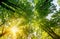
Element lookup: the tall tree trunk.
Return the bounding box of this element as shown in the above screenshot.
[43,26,60,39]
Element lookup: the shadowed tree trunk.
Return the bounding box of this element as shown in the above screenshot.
[41,23,60,39]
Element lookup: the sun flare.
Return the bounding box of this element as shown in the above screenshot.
[10,26,19,33]
[8,26,19,39]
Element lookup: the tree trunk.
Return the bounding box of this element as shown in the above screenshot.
[43,26,60,39]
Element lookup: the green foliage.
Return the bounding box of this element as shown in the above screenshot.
[0,0,60,39]
[58,0,60,5]
[35,0,53,18]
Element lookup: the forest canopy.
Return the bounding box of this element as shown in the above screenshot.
[0,0,60,39]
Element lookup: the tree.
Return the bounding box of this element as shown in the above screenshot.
[0,0,60,39]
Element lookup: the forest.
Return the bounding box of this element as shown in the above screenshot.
[0,0,60,39]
